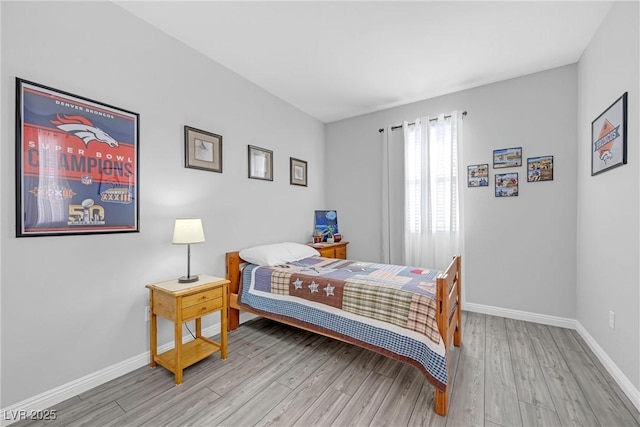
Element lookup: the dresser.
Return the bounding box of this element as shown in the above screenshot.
[309,241,349,259]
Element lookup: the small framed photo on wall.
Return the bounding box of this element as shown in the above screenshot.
[495,173,518,197]
[493,147,522,169]
[591,92,627,176]
[467,164,489,187]
[184,126,222,173]
[290,157,307,186]
[527,156,553,182]
[248,145,273,181]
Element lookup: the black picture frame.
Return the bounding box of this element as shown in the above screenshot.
[15,78,140,237]
[493,147,522,169]
[527,155,554,182]
[290,157,307,186]
[467,164,489,187]
[184,126,222,173]
[495,172,518,197]
[248,145,273,181]
[591,92,627,176]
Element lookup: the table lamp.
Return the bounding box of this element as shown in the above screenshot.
[173,217,205,283]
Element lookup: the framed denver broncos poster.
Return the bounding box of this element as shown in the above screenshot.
[591,92,627,176]
[15,78,140,237]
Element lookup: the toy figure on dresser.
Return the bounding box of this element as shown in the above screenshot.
[326,226,335,243]
[312,229,323,244]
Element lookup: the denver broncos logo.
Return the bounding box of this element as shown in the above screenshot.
[50,114,119,148]
[594,119,620,163]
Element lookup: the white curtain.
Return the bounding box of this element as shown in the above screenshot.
[401,112,460,270]
[381,126,405,265]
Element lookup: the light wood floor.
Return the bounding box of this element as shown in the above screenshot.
[13,311,640,426]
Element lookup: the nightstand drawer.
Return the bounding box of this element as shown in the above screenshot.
[182,297,222,321]
[182,288,223,308]
[335,246,347,259]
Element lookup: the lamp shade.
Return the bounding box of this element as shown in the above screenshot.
[172,218,205,245]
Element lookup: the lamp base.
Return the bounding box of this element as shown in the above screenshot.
[178,275,199,283]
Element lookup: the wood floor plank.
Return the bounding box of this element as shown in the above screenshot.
[484,334,522,426]
[561,348,639,427]
[218,381,293,427]
[208,331,325,395]
[328,371,394,427]
[134,387,221,427]
[507,327,556,411]
[571,329,640,426]
[60,401,124,427]
[461,311,485,360]
[256,342,362,426]
[274,336,345,389]
[369,364,426,427]
[526,323,570,371]
[486,314,508,340]
[548,325,584,353]
[505,317,529,332]
[407,385,447,427]
[292,386,352,427]
[519,401,562,426]
[445,355,484,427]
[542,365,600,426]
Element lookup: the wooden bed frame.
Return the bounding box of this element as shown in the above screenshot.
[225,251,462,416]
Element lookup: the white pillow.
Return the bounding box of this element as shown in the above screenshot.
[239,242,320,266]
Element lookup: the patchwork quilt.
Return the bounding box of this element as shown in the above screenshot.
[239,256,448,390]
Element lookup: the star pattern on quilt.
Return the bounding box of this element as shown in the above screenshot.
[293,278,303,290]
[324,284,335,296]
[309,281,319,293]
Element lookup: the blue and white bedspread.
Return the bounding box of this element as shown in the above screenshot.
[238,256,448,391]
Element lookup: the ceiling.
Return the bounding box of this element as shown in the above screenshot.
[115,1,613,123]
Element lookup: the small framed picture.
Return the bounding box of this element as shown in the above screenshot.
[467,164,489,187]
[527,156,554,182]
[493,147,522,169]
[495,173,518,197]
[290,157,308,186]
[248,145,273,181]
[184,126,222,173]
[592,92,627,176]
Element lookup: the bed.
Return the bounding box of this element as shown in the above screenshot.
[225,243,462,416]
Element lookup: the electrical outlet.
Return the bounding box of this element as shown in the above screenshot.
[145,306,150,322]
[608,310,615,329]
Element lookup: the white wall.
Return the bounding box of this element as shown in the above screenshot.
[1,1,325,406]
[576,1,639,390]
[326,65,578,320]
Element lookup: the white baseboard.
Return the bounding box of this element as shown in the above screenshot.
[464,302,640,413]
[574,321,640,412]
[1,312,257,427]
[463,302,576,329]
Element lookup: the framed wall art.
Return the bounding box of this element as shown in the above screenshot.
[467,164,489,187]
[15,78,140,237]
[248,145,273,181]
[290,157,307,186]
[314,210,339,241]
[527,155,554,182]
[495,172,518,197]
[493,147,522,169]
[591,92,627,176]
[184,126,222,173]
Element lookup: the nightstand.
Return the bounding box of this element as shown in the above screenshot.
[309,241,349,259]
[146,275,229,384]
